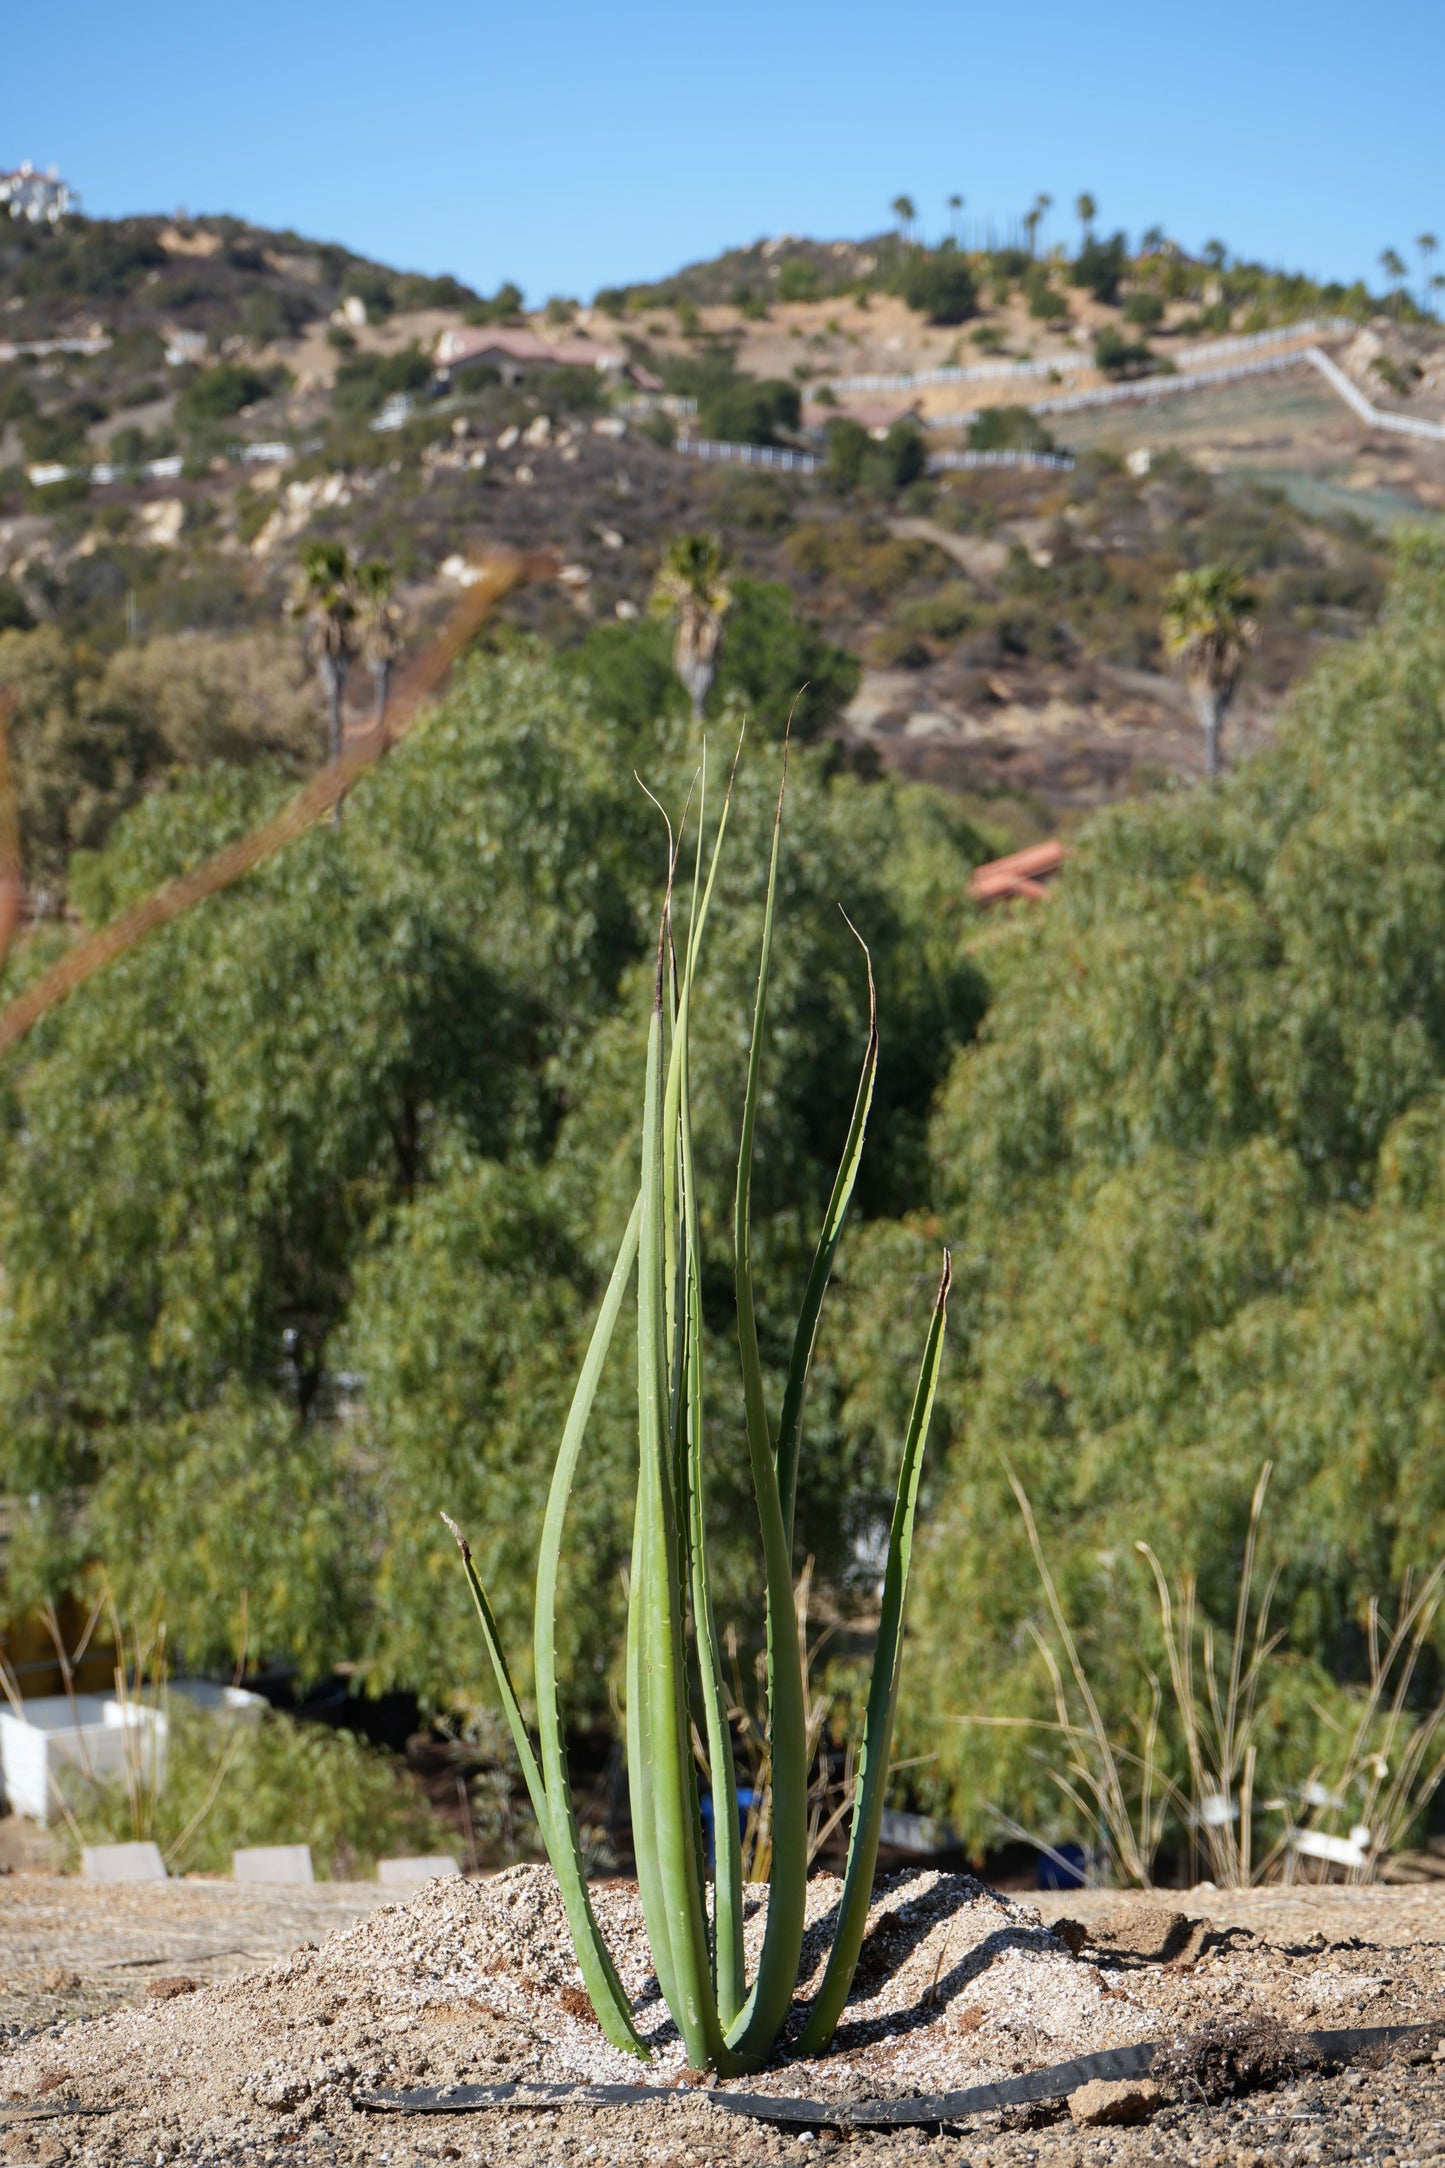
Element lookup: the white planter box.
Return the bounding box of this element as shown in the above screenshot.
[167,1680,265,1726]
[0,1695,168,1823]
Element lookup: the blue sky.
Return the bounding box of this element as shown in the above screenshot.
[4,0,1442,304]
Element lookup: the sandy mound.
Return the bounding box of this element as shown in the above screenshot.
[0,1868,1145,2150]
[2,1865,1439,2162]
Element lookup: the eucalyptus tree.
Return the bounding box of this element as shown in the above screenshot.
[1161,563,1257,782]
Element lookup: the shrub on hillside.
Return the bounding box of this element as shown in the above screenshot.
[776,260,822,303]
[1025,272,1069,321]
[697,375,800,445]
[1071,231,1129,303]
[463,281,524,325]
[1094,324,1156,377]
[899,251,977,325]
[967,405,1056,452]
[1123,290,1165,329]
[825,417,927,494]
[331,343,433,423]
[176,363,277,429]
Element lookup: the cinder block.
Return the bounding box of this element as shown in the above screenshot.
[82,1840,168,1883]
[376,1856,461,1887]
[232,1844,314,1885]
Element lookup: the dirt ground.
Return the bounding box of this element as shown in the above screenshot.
[1,1864,1445,2164]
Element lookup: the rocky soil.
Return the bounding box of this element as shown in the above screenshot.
[0,1867,1444,2164]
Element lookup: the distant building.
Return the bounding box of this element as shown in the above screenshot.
[434,324,660,391]
[0,162,78,225]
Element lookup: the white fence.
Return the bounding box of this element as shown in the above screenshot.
[822,316,1358,400]
[828,355,1081,394]
[1154,316,1354,368]
[1302,346,1445,444]
[0,334,110,362]
[674,436,821,474]
[619,394,698,419]
[1022,348,1324,418]
[928,447,1075,472]
[26,441,294,491]
[1018,344,1445,445]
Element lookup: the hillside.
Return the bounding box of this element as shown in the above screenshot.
[1,207,1443,863]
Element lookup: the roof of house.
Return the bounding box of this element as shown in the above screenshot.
[801,398,922,435]
[969,838,1066,905]
[434,325,626,372]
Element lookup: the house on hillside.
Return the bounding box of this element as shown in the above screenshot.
[433,324,661,391]
[969,839,1066,905]
[801,398,923,438]
[0,162,77,224]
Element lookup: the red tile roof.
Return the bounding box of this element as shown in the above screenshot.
[969,839,1066,905]
[434,325,626,371]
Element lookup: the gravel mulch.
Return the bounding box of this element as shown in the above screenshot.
[0,1866,1444,2164]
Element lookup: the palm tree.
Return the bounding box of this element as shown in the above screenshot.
[650,535,732,721]
[1380,247,1408,318]
[1023,194,1052,259]
[1075,193,1097,251]
[947,193,964,247]
[287,540,356,770]
[1417,233,1439,315]
[1161,564,1257,783]
[355,559,405,731]
[890,194,916,244]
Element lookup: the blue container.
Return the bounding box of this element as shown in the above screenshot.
[1037,1842,1087,1890]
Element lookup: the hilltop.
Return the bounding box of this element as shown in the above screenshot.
[1,206,1443,864]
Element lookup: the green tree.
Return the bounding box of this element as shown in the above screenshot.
[1075,191,1097,249]
[710,577,861,740]
[288,541,356,770]
[354,560,404,729]
[947,193,964,245]
[1071,232,1129,303]
[1161,563,1257,780]
[903,534,1445,1848]
[176,363,275,431]
[1023,193,1052,258]
[899,253,977,325]
[0,649,988,1699]
[891,194,917,243]
[649,535,732,719]
[1417,233,1439,315]
[696,375,800,446]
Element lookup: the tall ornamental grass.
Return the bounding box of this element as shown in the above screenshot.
[446,747,949,2071]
